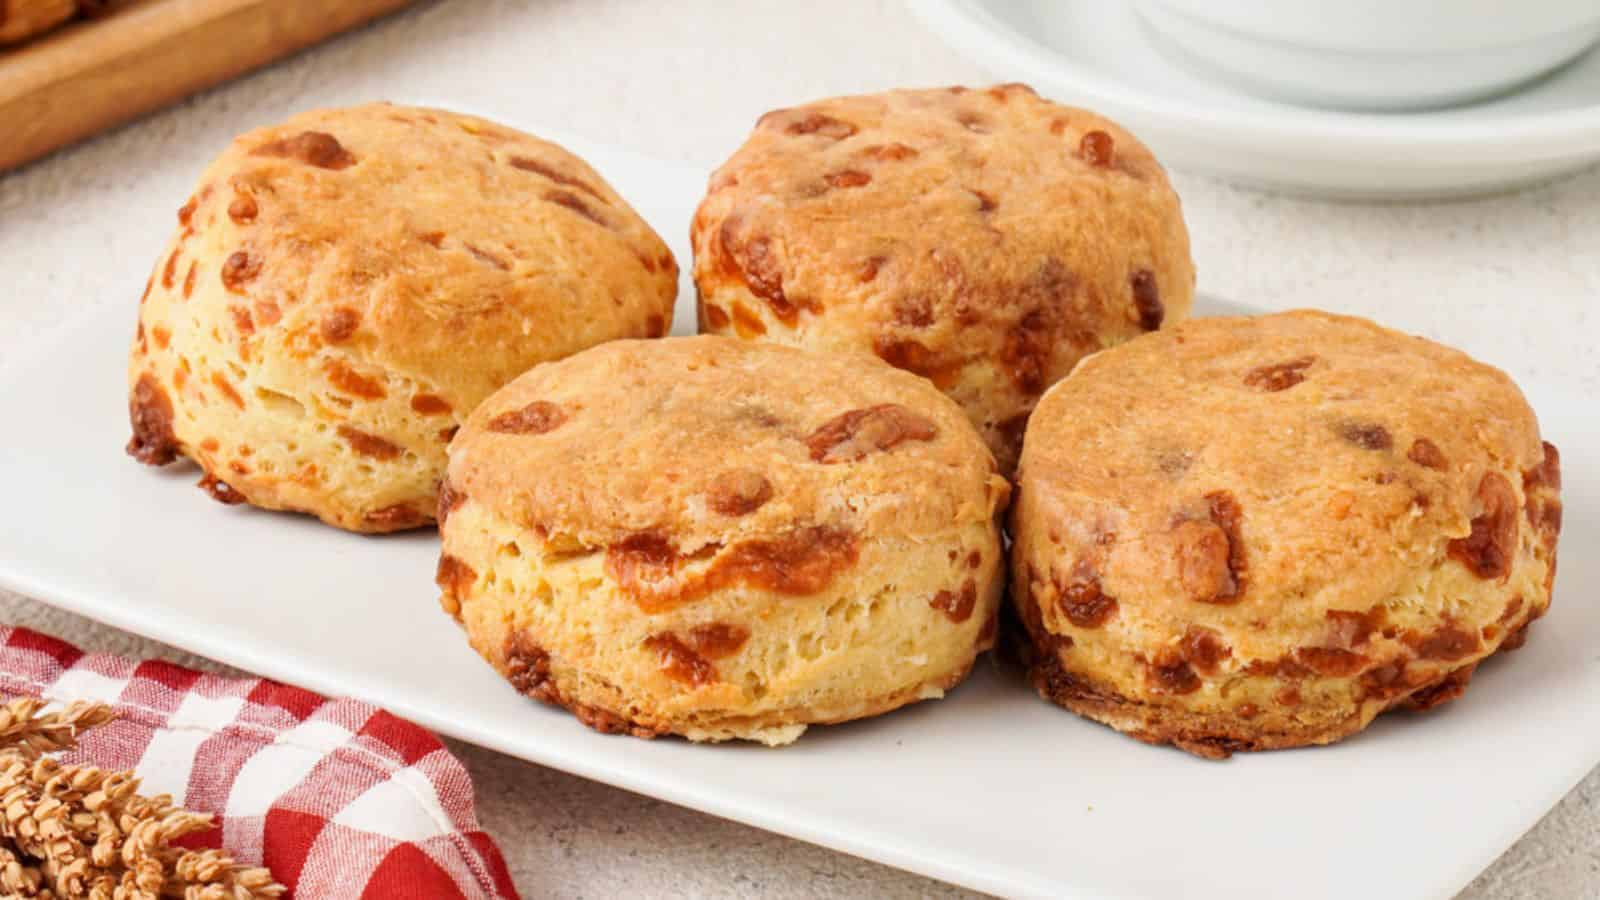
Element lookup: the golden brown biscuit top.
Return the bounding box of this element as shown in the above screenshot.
[1019,310,1546,626]
[447,336,1009,550]
[176,102,676,412]
[692,83,1191,347]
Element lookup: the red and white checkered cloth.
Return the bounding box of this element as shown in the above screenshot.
[0,626,518,899]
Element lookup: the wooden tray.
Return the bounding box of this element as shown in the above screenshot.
[0,0,413,173]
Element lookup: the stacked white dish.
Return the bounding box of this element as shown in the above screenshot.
[912,0,1600,197]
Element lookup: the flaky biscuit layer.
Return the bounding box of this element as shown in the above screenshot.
[692,83,1195,471]
[127,103,676,531]
[440,336,1009,742]
[1012,311,1560,757]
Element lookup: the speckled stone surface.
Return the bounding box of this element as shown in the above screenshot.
[0,2,1596,897]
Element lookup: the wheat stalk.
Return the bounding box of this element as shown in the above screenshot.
[0,697,283,898]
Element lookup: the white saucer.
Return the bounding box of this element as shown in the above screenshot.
[910,0,1600,197]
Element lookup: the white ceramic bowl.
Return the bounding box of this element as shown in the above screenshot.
[910,0,1600,197]
[1137,0,1600,110]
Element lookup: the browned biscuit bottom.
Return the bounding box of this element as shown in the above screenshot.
[500,630,978,742]
[1024,624,1532,760]
[505,632,665,739]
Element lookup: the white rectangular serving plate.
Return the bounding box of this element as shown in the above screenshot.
[2,134,1597,900]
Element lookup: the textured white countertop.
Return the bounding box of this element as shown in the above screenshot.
[1,2,1596,896]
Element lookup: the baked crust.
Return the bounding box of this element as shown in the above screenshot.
[1011,310,1560,757]
[125,103,676,532]
[448,336,1009,549]
[1027,637,1487,759]
[691,83,1195,471]
[441,336,1008,743]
